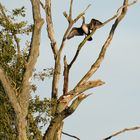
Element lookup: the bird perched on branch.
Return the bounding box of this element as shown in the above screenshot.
[67,16,103,41]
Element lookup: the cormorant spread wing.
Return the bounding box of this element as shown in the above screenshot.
[67,17,102,41]
[67,27,84,39]
[88,19,103,30]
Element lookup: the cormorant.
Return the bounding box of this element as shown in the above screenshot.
[67,16,102,41]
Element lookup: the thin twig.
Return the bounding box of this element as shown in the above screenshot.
[73,4,91,23]
[62,131,80,140]
[103,126,140,140]
[45,0,58,59]
[69,0,73,18]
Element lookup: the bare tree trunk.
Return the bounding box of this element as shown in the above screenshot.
[17,115,28,140]
[54,122,64,140]
[43,119,63,140]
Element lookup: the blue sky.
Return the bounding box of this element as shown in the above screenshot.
[1,0,140,140]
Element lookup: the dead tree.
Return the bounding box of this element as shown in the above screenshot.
[43,0,138,140]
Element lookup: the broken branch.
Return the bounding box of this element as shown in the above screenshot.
[74,80,105,94]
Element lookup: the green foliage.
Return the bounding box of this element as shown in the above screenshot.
[0,85,17,140]
[0,4,53,139]
[0,32,16,63]
[27,96,52,139]
[0,5,28,139]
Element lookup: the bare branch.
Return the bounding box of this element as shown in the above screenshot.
[44,0,62,107]
[73,4,91,24]
[61,3,90,52]
[59,23,73,53]
[66,80,105,98]
[60,4,92,96]
[69,0,73,18]
[45,0,58,59]
[0,68,21,115]
[100,0,138,27]
[67,0,137,70]
[61,3,91,49]
[63,56,69,95]
[74,80,105,94]
[58,80,104,114]
[58,3,92,98]
[63,11,70,22]
[57,94,73,114]
[63,0,74,23]
[51,2,92,103]
[76,0,129,86]
[57,80,104,114]
[69,0,138,71]
[63,93,90,118]
[19,0,44,114]
[63,3,91,24]
[68,29,97,69]
[103,126,140,140]
[62,131,80,140]
[116,0,138,17]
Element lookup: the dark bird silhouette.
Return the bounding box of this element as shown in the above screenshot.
[67,16,103,41]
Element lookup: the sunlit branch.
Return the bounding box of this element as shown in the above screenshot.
[20,0,44,114]
[45,0,58,59]
[103,126,140,140]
